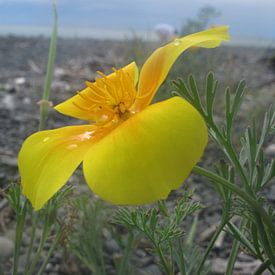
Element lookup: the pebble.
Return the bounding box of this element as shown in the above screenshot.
[136,264,162,275]
[14,77,26,85]
[0,236,14,258]
[18,254,32,270]
[133,254,154,268]
[0,155,17,167]
[45,262,53,272]
[4,229,16,241]
[1,94,16,110]
[211,257,266,275]
[105,239,120,253]
[265,144,275,156]
[135,249,146,258]
[54,67,66,78]
[144,264,162,275]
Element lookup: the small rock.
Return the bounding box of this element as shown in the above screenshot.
[0,236,14,258]
[23,97,31,105]
[144,264,162,275]
[4,229,16,241]
[54,67,66,78]
[238,252,255,262]
[45,262,53,272]
[133,254,154,268]
[105,239,120,253]
[28,60,42,74]
[14,77,26,85]
[105,264,117,275]
[18,254,34,270]
[211,258,227,274]
[0,155,17,167]
[102,228,112,239]
[211,257,267,275]
[265,144,275,156]
[1,94,15,110]
[53,264,60,272]
[136,264,162,275]
[135,249,146,258]
[266,184,275,202]
[51,80,70,92]
[199,223,218,242]
[51,251,62,263]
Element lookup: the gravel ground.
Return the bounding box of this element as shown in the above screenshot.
[0,35,274,274]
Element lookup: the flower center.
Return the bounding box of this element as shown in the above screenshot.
[73,67,137,125]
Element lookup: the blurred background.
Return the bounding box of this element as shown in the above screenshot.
[0,1,275,274]
[0,0,274,44]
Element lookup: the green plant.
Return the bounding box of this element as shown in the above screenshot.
[69,196,136,275]
[4,3,59,275]
[173,73,275,274]
[113,190,208,275]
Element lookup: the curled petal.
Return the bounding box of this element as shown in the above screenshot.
[55,61,139,121]
[18,125,100,210]
[133,26,230,111]
[83,97,208,205]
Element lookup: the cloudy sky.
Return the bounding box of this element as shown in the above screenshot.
[0,0,274,39]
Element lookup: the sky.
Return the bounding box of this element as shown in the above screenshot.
[0,0,275,39]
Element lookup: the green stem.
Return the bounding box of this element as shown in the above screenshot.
[209,122,251,190]
[118,229,134,275]
[176,239,186,275]
[11,4,58,275]
[38,2,58,130]
[254,213,275,269]
[225,219,246,274]
[12,200,27,275]
[197,208,229,274]
[254,260,275,275]
[155,243,173,275]
[27,207,51,275]
[71,248,96,273]
[37,229,62,275]
[24,215,38,273]
[193,166,275,235]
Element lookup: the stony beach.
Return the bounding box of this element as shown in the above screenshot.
[0,35,274,274]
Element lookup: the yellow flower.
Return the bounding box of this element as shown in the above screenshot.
[18,26,229,210]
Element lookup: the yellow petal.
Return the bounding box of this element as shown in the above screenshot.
[133,26,230,111]
[54,61,139,121]
[18,125,99,210]
[83,96,208,205]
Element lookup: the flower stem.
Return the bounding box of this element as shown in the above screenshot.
[118,229,134,275]
[155,244,173,275]
[37,229,62,275]
[27,205,51,275]
[254,260,274,275]
[254,213,275,269]
[197,208,229,274]
[38,2,57,131]
[225,219,246,274]
[24,215,38,273]
[12,200,27,275]
[192,166,275,236]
